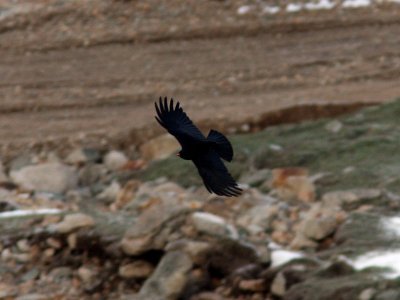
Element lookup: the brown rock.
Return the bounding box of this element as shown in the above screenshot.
[271,168,315,202]
[140,134,179,161]
[51,213,95,234]
[119,261,154,279]
[239,279,266,292]
[111,179,141,210]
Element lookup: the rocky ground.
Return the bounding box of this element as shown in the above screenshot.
[2,100,400,299]
[1,0,400,157]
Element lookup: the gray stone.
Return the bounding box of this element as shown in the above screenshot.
[10,163,78,193]
[295,202,341,243]
[16,294,48,300]
[322,189,381,207]
[78,163,107,186]
[121,198,190,255]
[9,153,34,171]
[325,120,343,133]
[96,181,121,204]
[271,271,286,296]
[66,148,101,165]
[137,251,192,300]
[375,290,400,300]
[358,288,376,300]
[139,134,179,161]
[191,212,238,239]
[0,161,8,182]
[237,204,279,235]
[119,261,154,279]
[50,213,95,234]
[239,169,271,186]
[104,150,128,171]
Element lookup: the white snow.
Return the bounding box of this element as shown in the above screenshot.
[271,249,304,267]
[350,250,400,278]
[380,216,400,237]
[286,3,304,12]
[305,0,336,10]
[0,208,63,219]
[262,5,280,14]
[342,0,372,8]
[237,5,253,15]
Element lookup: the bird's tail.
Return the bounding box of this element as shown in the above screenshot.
[207,130,233,162]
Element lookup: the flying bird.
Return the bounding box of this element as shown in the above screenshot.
[155,97,242,197]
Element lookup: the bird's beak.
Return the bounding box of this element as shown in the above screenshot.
[176,153,180,157]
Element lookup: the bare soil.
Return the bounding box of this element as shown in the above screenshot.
[0,0,400,156]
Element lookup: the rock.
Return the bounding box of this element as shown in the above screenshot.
[17,239,30,252]
[271,271,286,296]
[121,198,190,255]
[239,169,271,187]
[136,251,193,300]
[271,168,315,202]
[191,212,238,239]
[238,279,266,292]
[48,267,73,282]
[96,181,121,204]
[21,268,40,282]
[119,261,154,279]
[166,239,211,265]
[190,292,225,300]
[111,180,141,210]
[139,134,179,161]
[15,294,48,300]
[290,234,318,250]
[302,215,337,240]
[325,120,343,133]
[375,290,400,300]
[283,273,384,300]
[50,213,95,234]
[358,288,376,300]
[237,204,279,235]
[203,239,260,277]
[77,266,100,291]
[322,189,382,207]
[66,148,101,165]
[9,153,34,171]
[0,161,8,182]
[78,164,107,186]
[292,202,341,247]
[10,163,78,193]
[104,150,128,171]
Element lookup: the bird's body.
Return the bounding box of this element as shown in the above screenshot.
[155,97,242,197]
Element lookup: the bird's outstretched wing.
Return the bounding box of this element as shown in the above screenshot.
[193,149,242,197]
[155,97,205,147]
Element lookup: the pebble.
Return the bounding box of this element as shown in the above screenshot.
[118,261,154,279]
[191,212,238,239]
[51,213,95,234]
[104,150,128,171]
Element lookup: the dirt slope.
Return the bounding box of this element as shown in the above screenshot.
[0,0,400,155]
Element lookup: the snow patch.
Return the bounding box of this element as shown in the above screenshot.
[342,0,372,8]
[262,5,280,14]
[350,250,400,278]
[305,0,336,10]
[237,5,253,15]
[286,3,303,12]
[271,249,304,267]
[380,216,400,237]
[0,208,63,219]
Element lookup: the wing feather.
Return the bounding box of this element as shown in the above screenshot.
[155,97,205,148]
[193,150,242,197]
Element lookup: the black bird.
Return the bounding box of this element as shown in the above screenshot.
[155,97,242,197]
